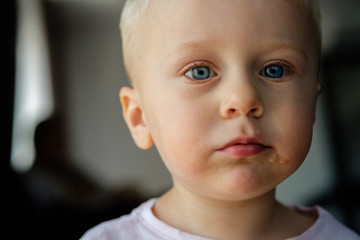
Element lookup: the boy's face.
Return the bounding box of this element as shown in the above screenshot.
[122,0,321,201]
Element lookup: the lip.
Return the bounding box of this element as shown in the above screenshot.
[217,138,270,158]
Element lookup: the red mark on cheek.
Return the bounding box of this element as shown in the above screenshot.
[280,160,290,165]
[268,153,289,165]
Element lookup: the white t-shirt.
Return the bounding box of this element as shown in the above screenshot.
[80,198,360,240]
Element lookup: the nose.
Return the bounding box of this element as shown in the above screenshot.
[219,76,264,119]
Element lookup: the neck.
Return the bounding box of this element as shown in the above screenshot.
[153,183,288,240]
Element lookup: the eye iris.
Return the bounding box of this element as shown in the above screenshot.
[191,66,210,80]
[265,65,283,78]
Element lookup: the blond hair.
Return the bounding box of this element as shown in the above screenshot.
[119,0,158,83]
[120,0,321,83]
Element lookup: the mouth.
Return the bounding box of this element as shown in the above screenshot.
[217,138,270,158]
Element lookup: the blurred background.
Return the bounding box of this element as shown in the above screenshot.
[4,0,360,238]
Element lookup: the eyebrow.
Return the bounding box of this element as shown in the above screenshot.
[164,39,309,63]
[163,38,223,60]
[262,42,309,61]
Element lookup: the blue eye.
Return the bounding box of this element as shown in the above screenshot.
[260,65,288,79]
[185,66,215,80]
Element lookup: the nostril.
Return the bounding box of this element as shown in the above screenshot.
[250,107,263,118]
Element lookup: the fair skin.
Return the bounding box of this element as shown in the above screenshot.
[120,0,322,239]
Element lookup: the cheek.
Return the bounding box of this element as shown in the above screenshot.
[145,96,213,172]
[269,83,318,156]
[272,103,315,168]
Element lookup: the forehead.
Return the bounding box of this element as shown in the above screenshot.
[143,0,315,56]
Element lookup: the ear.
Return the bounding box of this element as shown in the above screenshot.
[313,82,323,124]
[119,87,153,150]
[317,82,323,96]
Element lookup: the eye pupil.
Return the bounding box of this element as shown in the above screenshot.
[264,65,284,78]
[190,66,210,80]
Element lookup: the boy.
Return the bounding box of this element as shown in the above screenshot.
[81,0,360,239]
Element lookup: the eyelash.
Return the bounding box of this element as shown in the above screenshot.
[183,61,213,73]
[260,60,294,75]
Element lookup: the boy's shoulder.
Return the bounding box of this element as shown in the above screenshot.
[79,198,157,240]
[288,205,360,240]
[80,198,210,240]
